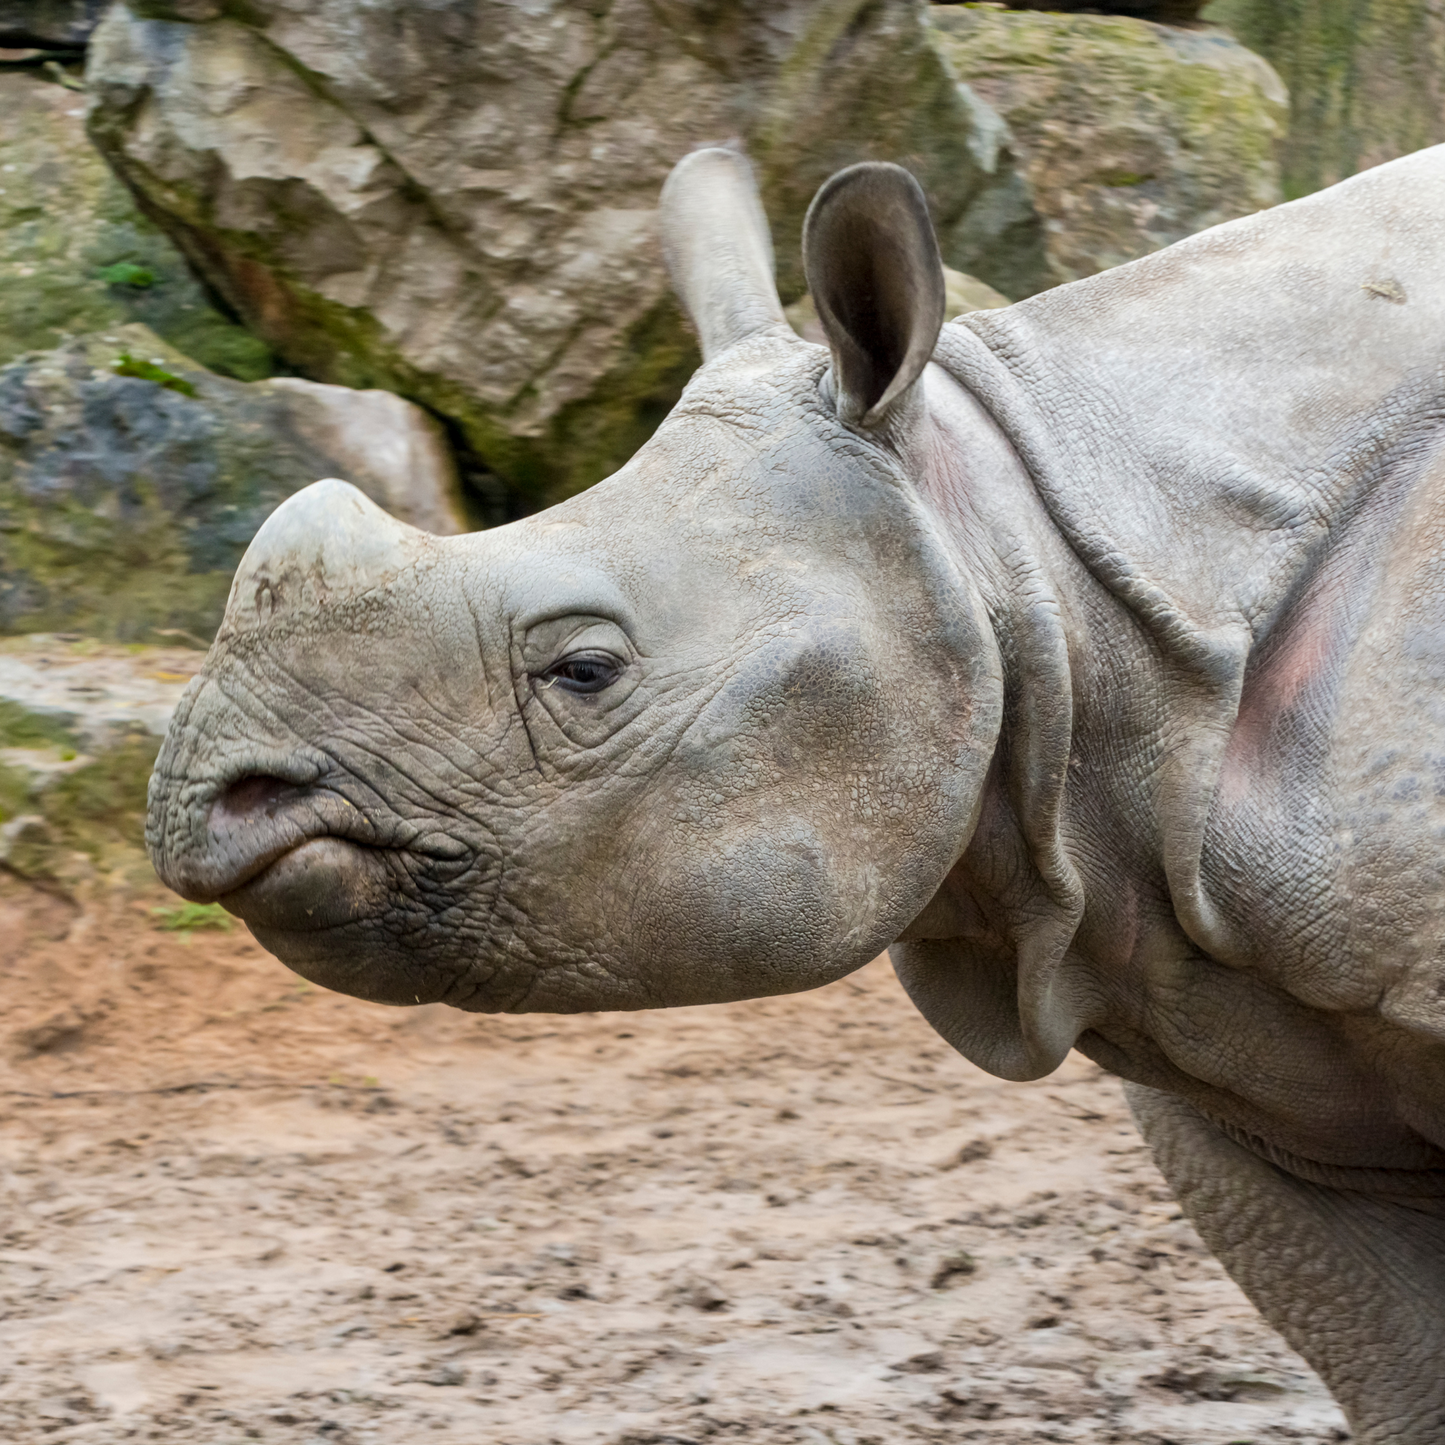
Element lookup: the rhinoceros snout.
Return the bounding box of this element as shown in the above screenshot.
[218,834,392,934]
[151,765,394,930]
[150,768,322,900]
[148,479,441,907]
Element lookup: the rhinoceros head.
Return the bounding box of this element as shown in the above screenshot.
[145,150,1002,1012]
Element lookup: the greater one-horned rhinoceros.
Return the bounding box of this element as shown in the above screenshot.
[147,146,1445,1440]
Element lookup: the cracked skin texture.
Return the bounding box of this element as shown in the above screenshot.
[148,150,1445,1438]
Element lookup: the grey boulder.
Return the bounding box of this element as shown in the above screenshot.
[0,324,466,642]
[1206,0,1445,199]
[931,8,1287,285]
[0,68,274,380]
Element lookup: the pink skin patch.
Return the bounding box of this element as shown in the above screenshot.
[1219,570,1353,807]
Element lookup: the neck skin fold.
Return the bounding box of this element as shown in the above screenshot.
[888,362,1196,1083]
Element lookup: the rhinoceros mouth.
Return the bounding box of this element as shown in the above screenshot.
[219,836,394,935]
[154,768,394,909]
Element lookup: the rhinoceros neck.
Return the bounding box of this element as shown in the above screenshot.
[906,179,1445,1168]
[906,311,1424,1088]
[897,352,1192,1083]
[927,321,1247,968]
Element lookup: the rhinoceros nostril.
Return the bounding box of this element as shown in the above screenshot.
[215,774,303,824]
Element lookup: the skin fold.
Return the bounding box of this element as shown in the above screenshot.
[147,147,1445,1439]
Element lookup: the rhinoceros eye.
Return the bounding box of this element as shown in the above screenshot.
[537,650,622,695]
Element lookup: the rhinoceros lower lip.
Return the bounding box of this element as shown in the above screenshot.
[219,836,391,934]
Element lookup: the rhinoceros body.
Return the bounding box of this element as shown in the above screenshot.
[147,147,1445,1439]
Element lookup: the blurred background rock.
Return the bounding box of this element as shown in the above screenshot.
[81,0,1049,519]
[930,7,1286,284]
[1202,0,1445,200]
[0,0,1433,880]
[0,323,465,640]
[0,0,108,49]
[0,61,273,378]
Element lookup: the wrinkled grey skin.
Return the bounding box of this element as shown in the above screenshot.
[148,148,1445,1440]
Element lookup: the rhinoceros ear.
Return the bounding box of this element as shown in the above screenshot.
[659,147,789,361]
[803,163,946,428]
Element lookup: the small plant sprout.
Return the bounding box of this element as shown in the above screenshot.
[150,900,233,933]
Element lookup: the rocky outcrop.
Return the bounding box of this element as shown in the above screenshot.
[1203,0,1445,198]
[0,324,466,642]
[931,8,1287,285]
[83,0,1049,515]
[0,68,274,380]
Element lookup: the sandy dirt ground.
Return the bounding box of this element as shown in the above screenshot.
[0,874,1350,1445]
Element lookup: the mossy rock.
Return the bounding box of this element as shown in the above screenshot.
[0,708,158,886]
[85,0,1048,516]
[0,637,206,886]
[0,67,274,380]
[0,324,466,642]
[1203,0,1445,199]
[931,8,1287,284]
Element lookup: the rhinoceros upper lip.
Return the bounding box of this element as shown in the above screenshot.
[173,777,377,903]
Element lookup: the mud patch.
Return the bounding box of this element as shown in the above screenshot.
[0,876,1349,1443]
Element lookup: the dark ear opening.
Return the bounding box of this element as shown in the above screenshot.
[802,163,946,428]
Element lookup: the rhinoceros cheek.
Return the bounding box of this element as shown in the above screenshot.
[613,824,880,1007]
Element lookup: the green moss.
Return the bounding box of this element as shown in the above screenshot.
[0,70,277,380]
[38,729,159,856]
[0,714,159,881]
[160,314,274,383]
[0,700,77,751]
[112,351,197,396]
[97,261,157,288]
[524,297,700,508]
[930,9,1286,281]
[0,478,236,642]
[0,757,30,822]
[151,900,233,932]
[935,12,1282,151]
